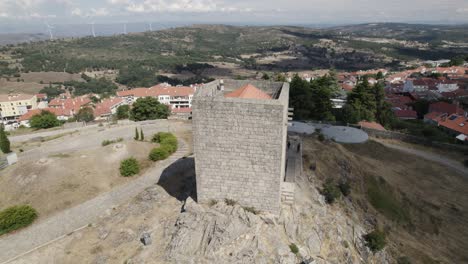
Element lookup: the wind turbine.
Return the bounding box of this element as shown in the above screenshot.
[148,22,153,32]
[90,22,96,37]
[123,21,127,34]
[44,22,54,40]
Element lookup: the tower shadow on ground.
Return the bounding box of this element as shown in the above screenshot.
[157,157,197,202]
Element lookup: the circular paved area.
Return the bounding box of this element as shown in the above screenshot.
[289,121,368,143]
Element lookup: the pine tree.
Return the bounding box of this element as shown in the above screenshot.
[0,125,11,154]
[140,129,144,141]
[134,127,139,141]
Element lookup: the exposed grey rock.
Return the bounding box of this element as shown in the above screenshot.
[140,232,152,246]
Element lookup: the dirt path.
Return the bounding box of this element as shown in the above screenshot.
[380,142,468,176]
[0,140,189,263]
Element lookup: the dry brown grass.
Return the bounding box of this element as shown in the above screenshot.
[302,137,468,264]
[20,72,83,83]
[0,140,154,219]
[0,79,45,94]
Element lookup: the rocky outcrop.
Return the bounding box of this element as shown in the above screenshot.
[164,175,392,264]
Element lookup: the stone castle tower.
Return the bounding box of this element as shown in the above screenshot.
[192,79,290,214]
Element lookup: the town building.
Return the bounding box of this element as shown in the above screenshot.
[48,95,92,116]
[18,108,71,127]
[116,83,196,111]
[424,112,468,142]
[0,93,38,122]
[192,80,290,214]
[93,98,125,120]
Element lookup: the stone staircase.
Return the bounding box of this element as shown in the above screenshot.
[281,182,295,205]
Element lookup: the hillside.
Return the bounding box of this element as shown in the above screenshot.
[1,23,467,78]
[9,136,468,264]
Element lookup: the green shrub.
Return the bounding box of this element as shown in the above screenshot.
[318,133,325,142]
[102,138,123,146]
[119,158,140,177]
[0,126,11,154]
[339,180,351,196]
[0,205,38,236]
[149,147,169,161]
[224,198,236,206]
[322,178,341,204]
[149,132,178,158]
[152,132,173,143]
[397,256,412,264]
[289,243,299,254]
[242,206,258,215]
[364,229,386,252]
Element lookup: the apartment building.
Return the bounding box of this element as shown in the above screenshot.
[117,83,196,111]
[0,93,38,121]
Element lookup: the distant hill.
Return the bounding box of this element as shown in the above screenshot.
[1,23,467,74]
[0,33,49,46]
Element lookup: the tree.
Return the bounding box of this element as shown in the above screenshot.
[0,125,11,153]
[376,71,384,80]
[346,77,378,122]
[134,127,139,140]
[140,129,144,141]
[116,105,130,120]
[289,73,339,121]
[364,230,387,252]
[39,84,63,98]
[130,97,170,121]
[30,110,60,129]
[75,107,94,122]
[448,56,465,66]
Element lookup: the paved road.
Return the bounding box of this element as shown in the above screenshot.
[381,142,468,176]
[0,140,189,263]
[285,136,302,182]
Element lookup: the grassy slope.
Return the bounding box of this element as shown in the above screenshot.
[303,137,468,264]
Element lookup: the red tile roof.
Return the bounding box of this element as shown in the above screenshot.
[172,107,192,113]
[438,115,468,135]
[116,84,195,98]
[49,95,91,114]
[341,83,354,91]
[19,108,71,121]
[93,98,124,117]
[224,84,272,100]
[393,109,417,119]
[428,102,464,115]
[358,121,386,131]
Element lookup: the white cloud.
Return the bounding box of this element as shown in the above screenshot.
[124,0,221,13]
[71,8,82,16]
[456,7,468,13]
[90,8,109,16]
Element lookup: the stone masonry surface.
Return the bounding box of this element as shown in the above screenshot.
[192,80,289,214]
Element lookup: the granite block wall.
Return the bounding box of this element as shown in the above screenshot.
[192,80,289,214]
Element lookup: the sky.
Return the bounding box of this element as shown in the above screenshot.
[1,0,468,26]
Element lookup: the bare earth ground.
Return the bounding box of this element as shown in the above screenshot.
[0,140,154,218]
[1,120,191,220]
[4,135,466,264]
[303,137,468,263]
[20,72,83,83]
[0,78,45,94]
[0,121,191,263]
